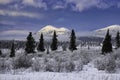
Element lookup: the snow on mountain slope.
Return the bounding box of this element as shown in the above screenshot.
[34,25,71,41]
[93,25,120,37]
[38,25,70,36]
[95,25,120,31]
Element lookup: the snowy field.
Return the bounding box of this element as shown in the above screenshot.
[0,46,120,80]
[1,63,120,80]
[0,72,120,80]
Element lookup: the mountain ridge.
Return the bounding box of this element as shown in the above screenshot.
[38,25,70,36]
[93,24,120,37]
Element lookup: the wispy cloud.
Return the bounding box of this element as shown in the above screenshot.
[0,9,44,18]
[22,0,47,9]
[0,0,47,9]
[0,20,16,26]
[65,0,115,12]
[52,1,67,9]
[0,29,36,40]
[0,0,120,12]
[0,29,31,36]
[118,2,120,8]
[0,0,13,4]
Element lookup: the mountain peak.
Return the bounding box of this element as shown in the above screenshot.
[41,25,57,31]
[38,25,70,35]
[96,25,120,31]
[94,24,120,37]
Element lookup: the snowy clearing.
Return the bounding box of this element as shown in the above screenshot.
[0,62,120,80]
[0,47,120,80]
[0,71,120,80]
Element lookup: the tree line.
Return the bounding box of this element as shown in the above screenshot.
[0,29,120,57]
[0,29,77,57]
[25,29,77,54]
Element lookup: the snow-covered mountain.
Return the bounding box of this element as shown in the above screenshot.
[93,25,120,37]
[34,25,71,41]
[38,25,70,36]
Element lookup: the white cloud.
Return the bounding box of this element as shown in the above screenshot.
[22,0,47,9]
[63,0,120,12]
[0,20,16,25]
[118,3,120,8]
[0,29,36,40]
[52,5,65,9]
[65,0,101,11]
[52,1,67,9]
[0,0,13,4]
[0,0,47,9]
[0,29,31,36]
[0,0,119,12]
[0,9,43,18]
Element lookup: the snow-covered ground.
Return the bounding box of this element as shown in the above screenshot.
[0,46,120,80]
[0,63,120,80]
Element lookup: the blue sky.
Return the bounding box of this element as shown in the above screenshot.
[0,0,120,40]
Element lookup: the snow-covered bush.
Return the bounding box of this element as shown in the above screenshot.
[74,60,83,71]
[94,55,106,70]
[113,49,120,69]
[72,50,91,65]
[13,54,32,69]
[62,44,67,51]
[113,49,120,59]
[0,58,13,73]
[94,54,116,73]
[32,57,46,71]
[1,49,10,57]
[45,58,59,72]
[115,58,120,68]
[105,57,116,73]
[65,61,75,72]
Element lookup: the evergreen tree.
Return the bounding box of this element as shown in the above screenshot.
[0,49,2,56]
[51,31,58,51]
[10,41,15,57]
[115,31,120,49]
[46,46,49,54]
[25,32,35,53]
[69,29,77,51]
[37,33,45,52]
[102,29,112,54]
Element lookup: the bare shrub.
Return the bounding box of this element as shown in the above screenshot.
[13,54,32,69]
[32,57,46,71]
[94,54,116,73]
[45,58,59,72]
[0,58,12,73]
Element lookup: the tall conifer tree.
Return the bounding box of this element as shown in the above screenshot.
[115,31,120,49]
[25,32,35,53]
[51,31,58,51]
[10,41,15,57]
[102,29,112,54]
[69,29,77,51]
[37,33,45,52]
[0,49,2,56]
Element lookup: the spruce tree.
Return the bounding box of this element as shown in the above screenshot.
[51,31,58,51]
[37,33,45,52]
[115,31,120,49]
[102,29,112,54]
[46,46,49,54]
[0,49,2,56]
[10,41,15,57]
[69,29,77,51]
[25,32,35,53]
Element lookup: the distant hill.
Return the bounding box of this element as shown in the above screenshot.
[93,25,120,37]
[37,25,70,36]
